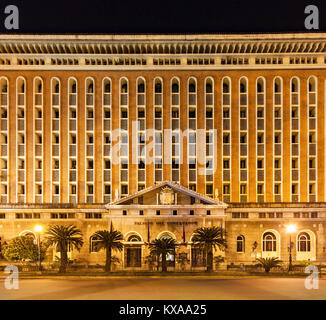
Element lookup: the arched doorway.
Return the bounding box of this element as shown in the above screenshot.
[124,233,142,268]
[158,233,176,269]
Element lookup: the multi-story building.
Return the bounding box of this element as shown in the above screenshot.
[0,33,325,270]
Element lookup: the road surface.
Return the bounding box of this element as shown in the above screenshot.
[0,277,324,300]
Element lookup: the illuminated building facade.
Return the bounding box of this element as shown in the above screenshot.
[0,33,325,269]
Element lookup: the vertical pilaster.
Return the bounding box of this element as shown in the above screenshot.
[231,75,239,202]
[129,75,137,194]
[163,75,171,181]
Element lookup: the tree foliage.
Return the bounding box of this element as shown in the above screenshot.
[46,224,84,273]
[149,237,177,272]
[2,235,48,262]
[91,229,123,272]
[191,226,227,272]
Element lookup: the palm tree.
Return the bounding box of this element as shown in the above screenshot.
[46,224,84,273]
[91,229,123,272]
[191,226,227,272]
[256,257,282,273]
[149,237,177,272]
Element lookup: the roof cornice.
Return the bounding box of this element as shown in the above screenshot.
[0,33,326,55]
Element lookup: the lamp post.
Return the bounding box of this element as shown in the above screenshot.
[34,225,43,271]
[286,224,297,272]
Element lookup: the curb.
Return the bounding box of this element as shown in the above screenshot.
[0,274,312,280]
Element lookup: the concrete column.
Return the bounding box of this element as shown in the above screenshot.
[231,74,239,202]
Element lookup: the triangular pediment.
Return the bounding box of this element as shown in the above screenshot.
[105,181,227,208]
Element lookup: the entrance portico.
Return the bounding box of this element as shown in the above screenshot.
[105,181,228,271]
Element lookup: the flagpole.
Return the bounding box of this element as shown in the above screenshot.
[147,221,150,243]
[182,222,185,244]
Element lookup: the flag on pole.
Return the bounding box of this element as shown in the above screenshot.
[220,219,223,239]
[182,222,186,244]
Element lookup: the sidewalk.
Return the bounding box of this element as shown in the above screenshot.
[0,271,311,280]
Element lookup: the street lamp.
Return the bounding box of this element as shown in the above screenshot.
[34,225,43,271]
[286,224,297,272]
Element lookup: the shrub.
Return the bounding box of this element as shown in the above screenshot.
[256,257,282,273]
[2,236,48,262]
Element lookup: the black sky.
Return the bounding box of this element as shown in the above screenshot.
[0,0,326,33]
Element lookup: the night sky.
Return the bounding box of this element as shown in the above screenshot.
[0,0,326,34]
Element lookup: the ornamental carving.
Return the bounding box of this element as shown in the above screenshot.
[159,187,174,205]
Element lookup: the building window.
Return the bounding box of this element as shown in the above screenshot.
[237,235,245,252]
[206,184,213,195]
[120,78,128,105]
[137,78,145,105]
[232,212,248,219]
[240,184,247,195]
[121,185,128,196]
[90,235,101,252]
[297,232,311,252]
[173,210,177,216]
[292,184,298,194]
[85,213,102,219]
[223,159,230,169]
[263,232,277,251]
[302,212,309,218]
[87,185,93,195]
[188,78,197,105]
[123,210,127,216]
[171,77,180,105]
[190,210,194,216]
[156,210,160,216]
[205,78,214,105]
[104,185,111,195]
[311,212,318,218]
[223,184,230,195]
[257,184,264,194]
[268,212,275,219]
[154,78,163,105]
[257,159,264,169]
